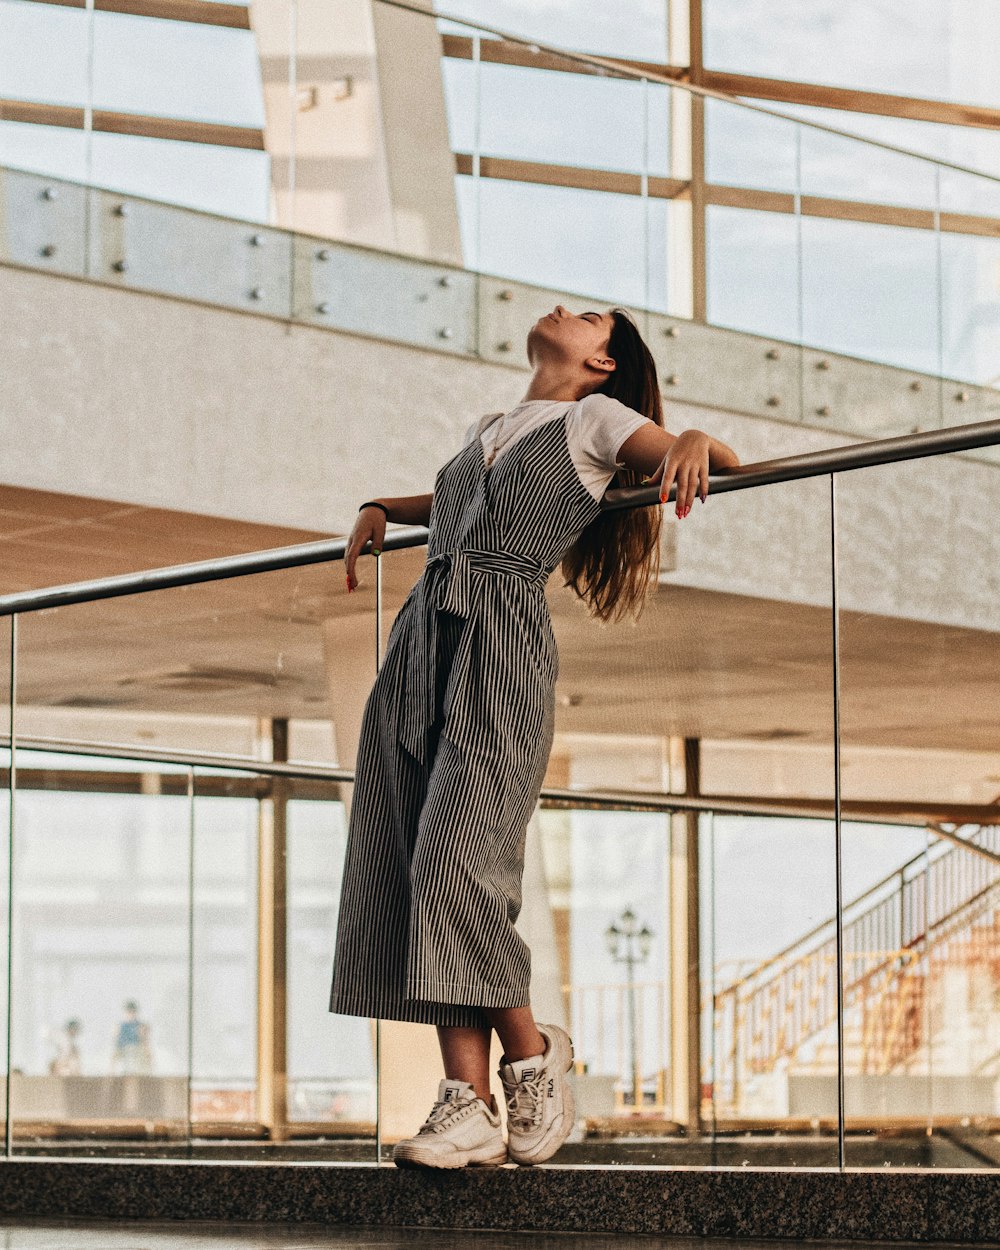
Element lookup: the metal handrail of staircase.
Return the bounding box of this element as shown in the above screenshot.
[717,826,1000,1087]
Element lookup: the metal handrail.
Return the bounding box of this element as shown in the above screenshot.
[0,416,998,617]
[0,732,898,817]
[382,0,1000,187]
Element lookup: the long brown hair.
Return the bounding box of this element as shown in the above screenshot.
[559,308,663,623]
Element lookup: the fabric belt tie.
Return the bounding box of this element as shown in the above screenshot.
[399,547,550,764]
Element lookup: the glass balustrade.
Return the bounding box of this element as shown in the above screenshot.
[3,1,1000,448]
[0,434,998,1165]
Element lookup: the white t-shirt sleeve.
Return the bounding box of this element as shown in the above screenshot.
[572,392,651,471]
[460,413,497,452]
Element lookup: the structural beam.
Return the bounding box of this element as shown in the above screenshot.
[256,717,289,1143]
[0,99,264,150]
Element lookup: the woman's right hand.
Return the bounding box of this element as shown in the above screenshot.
[345,506,387,592]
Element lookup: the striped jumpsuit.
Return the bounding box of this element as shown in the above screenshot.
[328,406,615,1029]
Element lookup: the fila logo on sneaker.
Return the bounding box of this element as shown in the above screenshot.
[547,1077,554,1097]
[520,1068,535,1082]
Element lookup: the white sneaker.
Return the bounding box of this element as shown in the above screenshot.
[498,1022,575,1166]
[392,1078,507,1169]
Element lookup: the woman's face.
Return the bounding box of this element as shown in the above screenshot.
[527,304,614,367]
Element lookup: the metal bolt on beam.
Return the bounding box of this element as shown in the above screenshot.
[316,302,330,315]
[41,187,57,201]
[665,326,680,337]
[316,249,331,261]
[497,341,512,352]
[40,244,56,258]
[956,391,970,402]
[766,348,780,360]
[816,406,831,417]
[910,381,923,392]
[439,275,452,288]
[438,327,454,339]
[497,289,513,302]
[114,203,129,217]
[112,260,128,273]
[816,360,830,371]
[250,233,265,246]
[249,287,264,300]
[666,374,680,386]
[767,395,781,406]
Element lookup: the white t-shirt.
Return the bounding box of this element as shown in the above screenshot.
[460,392,651,503]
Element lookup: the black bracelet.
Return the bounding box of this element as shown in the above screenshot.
[358,500,390,518]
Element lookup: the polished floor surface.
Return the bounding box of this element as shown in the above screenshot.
[0,1222,978,1249]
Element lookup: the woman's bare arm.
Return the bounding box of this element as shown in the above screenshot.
[616,422,740,518]
[345,493,434,592]
[362,493,434,527]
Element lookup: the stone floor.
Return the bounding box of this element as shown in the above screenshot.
[0,1223,982,1250]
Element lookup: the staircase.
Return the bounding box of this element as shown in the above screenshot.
[712,826,1000,1116]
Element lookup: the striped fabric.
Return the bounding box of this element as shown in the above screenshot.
[328,411,603,1026]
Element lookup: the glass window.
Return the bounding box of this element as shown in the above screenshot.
[940,230,1000,386]
[0,121,88,181]
[706,205,800,342]
[0,0,89,106]
[91,12,266,127]
[706,98,941,211]
[800,215,939,372]
[89,132,270,222]
[435,0,669,62]
[704,0,1000,110]
[443,59,672,177]
[757,99,1000,190]
[456,174,670,311]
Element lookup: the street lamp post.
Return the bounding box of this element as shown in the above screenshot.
[605,907,654,1109]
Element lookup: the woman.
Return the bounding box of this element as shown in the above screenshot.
[329,304,740,1169]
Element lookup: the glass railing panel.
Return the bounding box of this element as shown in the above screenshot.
[534,474,838,1164]
[0,616,10,1154]
[12,561,360,769]
[435,1,671,62]
[835,454,1000,1168]
[0,0,90,108]
[938,166,1000,462]
[87,134,271,223]
[0,123,89,185]
[448,58,673,178]
[191,767,259,1148]
[798,128,942,385]
[90,13,265,130]
[534,801,671,1165]
[8,747,193,1156]
[702,0,1000,110]
[288,780,376,1160]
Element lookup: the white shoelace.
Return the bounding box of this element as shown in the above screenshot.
[503,1072,546,1132]
[416,1094,477,1135]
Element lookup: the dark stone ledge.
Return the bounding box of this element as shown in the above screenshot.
[0,1161,996,1244]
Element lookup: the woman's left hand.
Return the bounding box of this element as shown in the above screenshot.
[649,429,711,518]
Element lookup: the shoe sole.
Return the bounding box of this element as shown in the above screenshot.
[393,1144,508,1169]
[507,1026,576,1167]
